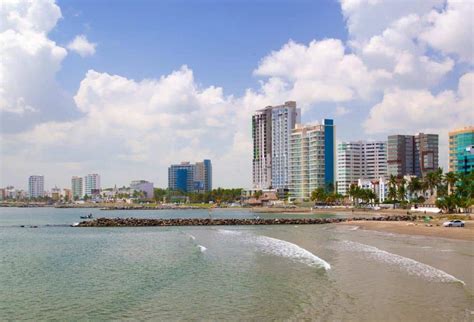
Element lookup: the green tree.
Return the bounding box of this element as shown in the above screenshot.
[444,172,458,195]
[311,187,327,203]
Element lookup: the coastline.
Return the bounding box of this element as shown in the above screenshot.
[339,220,474,241]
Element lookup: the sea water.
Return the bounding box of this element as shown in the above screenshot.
[0,208,472,321]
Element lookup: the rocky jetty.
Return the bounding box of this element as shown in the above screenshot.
[76,215,420,227]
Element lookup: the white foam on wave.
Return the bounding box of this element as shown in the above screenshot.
[218,229,330,270]
[338,240,464,284]
[198,245,207,252]
[347,226,359,231]
[187,234,196,240]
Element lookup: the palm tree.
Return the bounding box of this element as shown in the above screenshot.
[444,172,458,195]
[407,177,422,200]
[387,175,398,201]
[397,177,406,202]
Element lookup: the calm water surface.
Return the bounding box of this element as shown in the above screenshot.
[0,208,472,321]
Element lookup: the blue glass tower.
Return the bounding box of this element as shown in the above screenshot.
[323,119,335,190]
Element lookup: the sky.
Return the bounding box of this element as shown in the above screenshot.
[0,0,473,190]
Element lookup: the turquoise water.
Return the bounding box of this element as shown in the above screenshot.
[0,208,473,321]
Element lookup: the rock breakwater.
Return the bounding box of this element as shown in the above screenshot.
[76,215,420,227]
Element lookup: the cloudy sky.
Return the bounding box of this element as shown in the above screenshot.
[1,0,473,190]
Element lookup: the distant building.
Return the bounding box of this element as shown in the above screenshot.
[130,180,154,199]
[387,133,438,178]
[252,101,300,190]
[337,141,387,196]
[84,174,101,197]
[168,160,212,193]
[288,119,335,200]
[449,126,474,174]
[194,160,212,192]
[51,186,61,201]
[28,175,44,198]
[357,178,387,203]
[63,188,72,201]
[71,176,83,199]
[0,188,5,200]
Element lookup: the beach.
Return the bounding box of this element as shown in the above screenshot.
[340,220,474,241]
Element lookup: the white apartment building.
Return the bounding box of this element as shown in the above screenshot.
[252,101,300,190]
[271,101,300,189]
[28,175,44,198]
[337,141,387,196]
[358,177,387,203]
[289,124,326,200]
[84,174,101,197]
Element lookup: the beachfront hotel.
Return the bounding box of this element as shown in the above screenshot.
[168,160,212,193]
[336,141,387,196]
[252,101,300,190]
[387,133,438,178]
[449,126,474,174]
[288,120,335,200]
[28,175,44,198]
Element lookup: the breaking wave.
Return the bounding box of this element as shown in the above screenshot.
[218,229,330,270]
[197,245,207,252]
[337,240,464,284]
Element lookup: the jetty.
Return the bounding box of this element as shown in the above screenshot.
[75,215,421,227]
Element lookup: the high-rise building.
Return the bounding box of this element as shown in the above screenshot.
[252,107,272,190]
[71,176,83,199]
[168,160,212,193]
[252,101,300,190]
[288,119,335,200]
[84,174,101,197]
[337,141,387,195]
[130,180,154,199]
[28,175,44,198]
[387,133,438,178]
[271,101,300,189]
[194,159,212,192]
[449,126,474,174]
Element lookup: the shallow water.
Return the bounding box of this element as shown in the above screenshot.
[0,208,472,321]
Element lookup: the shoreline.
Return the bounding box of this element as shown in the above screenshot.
[339,220,474,241]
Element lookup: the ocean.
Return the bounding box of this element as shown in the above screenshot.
[0,207,472,321]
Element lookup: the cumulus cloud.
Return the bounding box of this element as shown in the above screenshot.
[421,0,474,63]
[0,0,71,132]
[67,34,96,57]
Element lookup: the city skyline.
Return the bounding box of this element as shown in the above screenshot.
[1,0,473,190]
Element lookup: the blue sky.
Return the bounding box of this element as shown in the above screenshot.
[53,0,346,96]
[1,0,472,190]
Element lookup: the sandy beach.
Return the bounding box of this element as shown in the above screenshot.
[340,220,474,241]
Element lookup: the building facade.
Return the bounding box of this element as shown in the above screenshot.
[28,175,44,198]
[168,160,212,193]
[337,141,387,196]
[84,174,101,197]
[252,101,300,190]
[71,176,83,199]
[449,126,474,174]
[270,101,300,189]
[288,119,335,200]
[388,133,438,178]
[130,180,154,199]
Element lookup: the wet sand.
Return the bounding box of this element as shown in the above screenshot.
[340,220,474,241]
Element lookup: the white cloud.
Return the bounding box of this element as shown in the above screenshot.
[0,0,68,123]
[335,106,350,116]
[67,34,96,57]
[420,0,474,63]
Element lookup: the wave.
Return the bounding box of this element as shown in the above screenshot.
[337,240,464,284]
[218,229,330,270]
[197,245,207,252]
[347,226,359,231]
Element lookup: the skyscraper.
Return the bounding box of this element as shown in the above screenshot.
[387,133,438,178]
[288,119,335,200]
[71,176,83,199]
[28,175,44,198]
[336,141,387,195]
[449,126,474,174]
[84,174,101,197]
[252,101,300,190]
[168,160,212,193]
